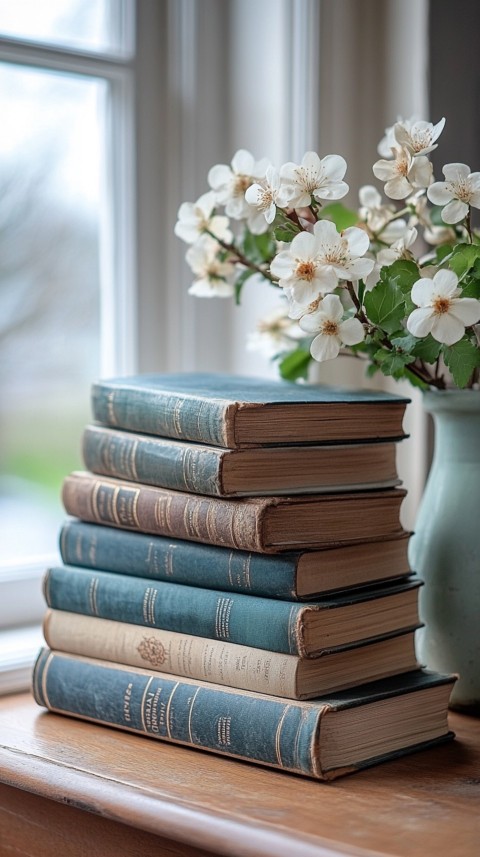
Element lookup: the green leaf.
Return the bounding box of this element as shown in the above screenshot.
[242,229,276,264]
[435,243,454,263]
[460,276,480,299]
[320,202,358,230]
[274,224,298,243]
[374,348,415,377]
[390,333,418,353]
[380,259,420,293]
[412,334,442,363]
[449,244,480,279]
[364,279,406,334]
[278,347,312,382]
[234,269,255,305]
[403,368,429,390]
[443,337,480,388]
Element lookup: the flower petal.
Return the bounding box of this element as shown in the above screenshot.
[427,182,453,205]
[411,277,435,307]
[347,257,375,279]
[321,293,344,321]
[301,151,322,174]
[290,230,318,260]
[299,309,323,333]
[441,199,469,224]
[359,185,382,208]
[339,317,365,345]
[310,332,341,361]
[406,307,434,338]
[411,156,433,188]
[320,154,347,181]
[313,218,339,244]
[231,149,255,174]
[442,163,471,181]
[449,298,480,326]
[208,163,232,189]
[384,176,413,199]
[270,251,296,281]
[432,268,459,298]
[314,180,349,200]
[343,226,370,257]
[372,159,396,181]
[431,313,465,345]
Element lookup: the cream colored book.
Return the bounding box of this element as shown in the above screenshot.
[43,610,419,700]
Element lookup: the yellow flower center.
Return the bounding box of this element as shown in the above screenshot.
[296,261,316,281]
[321,320,339,336]
[411,130,432,152]
[234,175,252,195]
[321,241,348,266]
[395,153,410,177]
[295,165,322,191]
[449,178,472,203]
[433,297,451,315]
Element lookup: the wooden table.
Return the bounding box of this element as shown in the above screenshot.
[0,693,478,857]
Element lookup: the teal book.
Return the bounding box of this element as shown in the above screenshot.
[32,651,455,780]
[59,520,411,600]
[91,372,410,448]
[81,424,400,497]
[43,566,421,657]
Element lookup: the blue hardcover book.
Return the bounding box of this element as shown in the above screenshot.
[82,424,401,497]
[91,372,410,448]
[33,650,455,780]
[43,565,421,657]
[59,520,411,600]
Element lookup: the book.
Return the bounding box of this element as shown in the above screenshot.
[59,520,412,600]
[82,424,400,497]
[43,566,421,657]
[62,472,407,552]
[91,372,409,449]
[43,610,420,699]
[32,650,455,780]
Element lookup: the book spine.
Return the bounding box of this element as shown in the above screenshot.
[43,610,301,698]
[33,650,323,777]
[82,427,226,496]
[62,473,266,552]
[59,521,300,600]
[43,566,305,655]
[92,384,237,448]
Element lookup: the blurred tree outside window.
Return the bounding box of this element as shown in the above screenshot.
[0,0,129,565]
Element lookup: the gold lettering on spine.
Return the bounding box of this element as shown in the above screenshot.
[172,400,183,438]
[106,390,117,425]
[88,577,99,615]
[274,705,292,768]
[128,439,139,482]
[140,676,154,732]
[165,682,180,739]
[187,686,202,744]
[130,490,140,528]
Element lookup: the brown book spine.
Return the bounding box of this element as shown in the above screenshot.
[62,472,269,552]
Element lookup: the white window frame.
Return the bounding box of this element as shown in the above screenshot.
[0,0,139,692]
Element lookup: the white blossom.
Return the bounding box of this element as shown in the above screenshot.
[409,195,456,246]
[244,166,290,234]
[406,269,480,344]
[246,305,303,358]
[358,185,409,244]
[270,219,374,306]
[186,236,235,298]
[373,147,433,200]
[175,191,232,244]
[299,294,365,362]
[427,163,480,224]
[207,149,269,220]
[394,118,445,157]
[280,152,349,208]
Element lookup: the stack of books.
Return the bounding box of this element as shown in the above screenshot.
[33,373,455,780]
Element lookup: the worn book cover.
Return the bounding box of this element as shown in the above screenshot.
[92,372,410,448]
[62,471,407,552]
[33,650,455,780]
[43,566,421,657]
[59,520,411,599]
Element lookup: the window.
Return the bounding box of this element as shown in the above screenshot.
[0,0,136,691]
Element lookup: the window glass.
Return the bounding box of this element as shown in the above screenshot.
[0,62,105,562]
[0,0,126,54]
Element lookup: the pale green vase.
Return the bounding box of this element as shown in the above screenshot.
[409,390,480,714]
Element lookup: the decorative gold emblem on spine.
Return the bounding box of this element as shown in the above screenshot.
[137,636,168,668]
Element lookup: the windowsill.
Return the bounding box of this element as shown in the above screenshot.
[0,693,478,857]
